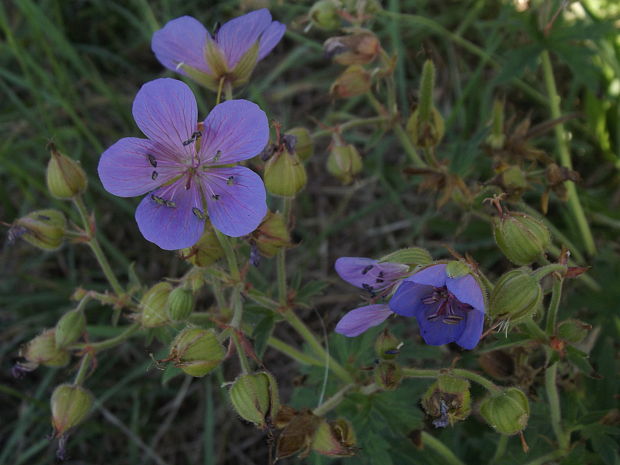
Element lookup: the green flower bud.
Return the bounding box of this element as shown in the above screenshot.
[229,371,280,429]
[51,384,94,437]
[374,329,400,360]
[11,209,66,251]
[331,65,372,98]
[479,387,529,435]
[264,149,307,197]
[139,282,172,328]
[492,212,550,265]
[489,269,542,323]
[21,329,70,368]
[406,107,445,148]
[374,361,402,391]
[46,143,87,199]
[285,127,314,161]
[327,143,362,184]
[169,328,225,377]
[309,0,341,30]
[55,308,86,349]
[378,247,432,266]
[486,99,506,149]
[445,260,471,279]
[421,375,471,427]
[180,225,224,267]
[557,318,591,343]
[252,211,292,258]
[500,166,528,193]
[312,418,357,457]
[167,286,194,322]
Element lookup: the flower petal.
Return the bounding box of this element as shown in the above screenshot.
[202,166,267,237]
[258,21,286,60]
[216,9,272,68]
[416,306,467,346]
[389,281,435,317]
[132,78,198,158]
[98,137,179,197]
[455,310,484,350]
[151,16,210,75]
[335,304,393,337]
[405,263,447,287]
[200,99,269,164]
[135,180,204,250]
[446,274,485,312]
[335,257,408,290]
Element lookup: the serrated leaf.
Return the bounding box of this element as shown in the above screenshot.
[495,44,543,84]
[566,345,598,377]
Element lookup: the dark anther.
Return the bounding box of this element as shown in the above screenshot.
[147,154,157,167]
[211,194,220,200]
[227,176,235,185]
[151,171,158,181]
[192,207,207,220]
[362,265,374,275]
[282,134,297,153]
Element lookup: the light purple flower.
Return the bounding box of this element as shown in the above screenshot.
[334,257,409,337]
[152,9,286,90]
[389,264,485,350]
[98,78,268,250]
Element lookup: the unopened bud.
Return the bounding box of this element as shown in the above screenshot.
[445,260,471,279]
[378,247,432,266]
[46,143,87,199]
[140,282,172,328]
[180,225,224,267]
[324,31,380,65]
[374,361,402,390]
[374,329,400,360]
[55,308,86,348]
[489,269,542,323]
[309,0,341,30]
[229,371,280,429]
[486,99,506,149]
[479,387,529,435]
[492,212,550,265]
[11,209,66,251]
[327,143,362,184]
[331,65,372,98]
[169,328,225,377]
[264,149,307,197]
[167,286,194,321]
[407,60,444,148]
[421,375,471,427]
[252,211,292,258]
[312,418,357,457]
[20,329,70,368]
[285,127,314,161]
[51,384,94,437]
[500,166,528,194]
[557,318,591,343]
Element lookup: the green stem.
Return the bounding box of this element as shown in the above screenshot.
[231,330,251,374]
[215,231,240,281]
[421,432,467,465]
[402,367,500,392]
[312,383,356,417]
[531,263,566,282]
[393,122,426,167]
[73,352,92,385]
[546,362,570,451]
[74,322,140,352]
[267,336,323,367]
[491,434,508,463]
[224,81,233,101]
[540,50,596,255]
[523,318,549,342]
[545,275,564,335]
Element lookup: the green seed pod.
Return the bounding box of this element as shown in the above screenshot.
[406,107,445,148]
[11,209,66,251]
[140,282,172,328]
[46,144,88,199]
[169,328,226,377]
[167,286,194,322]
[330,65,372,99]
[252,211,292,258]
[479,387,530,435]
[264,149,307,197]
[374,361,402,391]
[55,308,86,348]
[327,143,362,185]
[557,318,591,343]
[180,225,224,267]
[229,371,280,429]
[374,329,400,360]
[309,0,341,30]
[312,418,357,457]
[492,212,551,265]
[285,127,314,161]
[21,329,70,368]
[489,269,542,323]
[51,384,94,437]
[378,247,432,266]
[421,375,471,426]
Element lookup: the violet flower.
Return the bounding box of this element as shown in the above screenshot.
[389,263,485,349]
[334,257,409,337]
[152,9,286,91]
[98,78,268,250]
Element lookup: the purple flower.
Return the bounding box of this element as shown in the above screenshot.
[389,264,485,350]
[98,78,268,250]
[334,257,409,337]
[152,9,286,90]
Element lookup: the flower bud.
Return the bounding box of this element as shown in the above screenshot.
[10,209,66,251]
[251,211,292,258]
[445,260,471,279]
[324,31,380,65]
[312,418,357,457]
[285,127,314,161]
[374,329,400,360]
[327,143,362,184]
[486,99,506,149]
[500,166,528,194]
[169,328,225,377]
[374,361,402,391]
[229,371,280,429]
[139,282,172,328]
[167,286,194,322]
[309,0,341,30]
[51,384,94,437]
[492,212,550,265]
[557,318,591,343]
[331,65,372,99]
[264,149,307,197]
[20,329,70,368]
[180,226,224,267]
[489,269,542,323]
[55,308,86,349]
[479,387,529,435]
[406,60,444,148]
[46,143,87,199]
[421,375,471,427]
[379,247,432,266]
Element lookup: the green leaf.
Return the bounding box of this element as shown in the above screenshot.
[252,313,275,358]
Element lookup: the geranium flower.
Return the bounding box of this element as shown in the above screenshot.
[98,78,268,250]
[334,257,409,337]
[152,9,286,91]
[389,263,485,349]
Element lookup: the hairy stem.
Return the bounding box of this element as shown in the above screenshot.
[545,275,564,335]
[267,336,323,367]
[73,352,92,385]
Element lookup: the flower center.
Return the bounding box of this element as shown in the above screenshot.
[422,286,473,325]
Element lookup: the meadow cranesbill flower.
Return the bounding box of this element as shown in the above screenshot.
[334,257,409,337]
[98,78,268,250]
[389,263,485,349]
[152,9,286,91]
